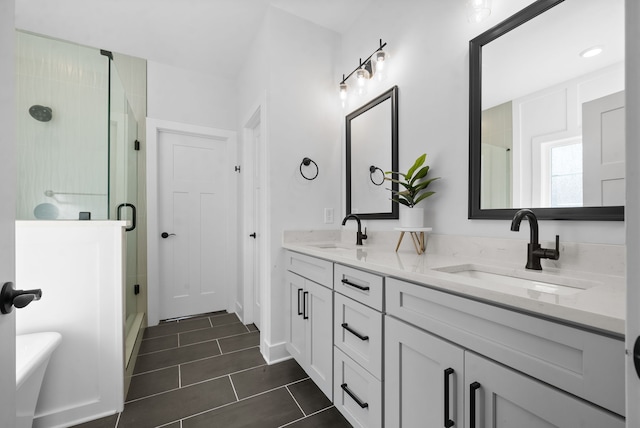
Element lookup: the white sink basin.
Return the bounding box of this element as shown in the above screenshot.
[310,243,355,250]
[434,264,599,296]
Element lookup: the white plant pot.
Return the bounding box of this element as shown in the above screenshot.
[400,207,424,228]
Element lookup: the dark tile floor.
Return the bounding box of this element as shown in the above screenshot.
[71,311,351,428]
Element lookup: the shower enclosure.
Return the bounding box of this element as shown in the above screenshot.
[15,32,145,378]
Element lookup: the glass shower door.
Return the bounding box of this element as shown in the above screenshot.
[109,63,140,367]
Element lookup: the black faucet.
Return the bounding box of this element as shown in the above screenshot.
[510,209,560,270]
[342,214,367,246]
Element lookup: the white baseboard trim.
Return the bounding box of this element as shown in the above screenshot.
[235,301,244,323]
[261,340,290,365]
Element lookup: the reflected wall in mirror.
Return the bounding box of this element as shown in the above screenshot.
[469,0,625,220]
[346,86,398,219]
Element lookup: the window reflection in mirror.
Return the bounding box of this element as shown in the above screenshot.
[469,0,625,220]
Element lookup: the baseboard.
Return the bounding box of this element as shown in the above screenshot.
[261,340,290,364]
[235,301,244,323]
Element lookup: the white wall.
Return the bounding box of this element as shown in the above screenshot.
[147,61,237,130]
[339,0,624,245]
[237,7,341,361]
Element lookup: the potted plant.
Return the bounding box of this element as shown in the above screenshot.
[385,153,440,227]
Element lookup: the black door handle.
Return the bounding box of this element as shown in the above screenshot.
[444,368,455,427]
[117,203,136,232]
[341,278,370,291]
[470,381,481,428]
[1,282,42,314]
[303,291,309,319]
[249,232,257,238]
[341,323,369,341]
[634,336,640,378]
[297,288,303,316]
[341,383,369,409]
[161,232,176,239]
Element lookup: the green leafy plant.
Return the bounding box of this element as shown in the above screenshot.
[385,153,440,208]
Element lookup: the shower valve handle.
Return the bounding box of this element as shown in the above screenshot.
[0,282,42,314]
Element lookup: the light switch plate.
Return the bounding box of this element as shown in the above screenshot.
[324,208,334,224]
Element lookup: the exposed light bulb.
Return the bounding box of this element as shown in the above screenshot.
[355,67,370,95]
[372,50,388,81]
[355,67,370,86]
[339,82,348,100]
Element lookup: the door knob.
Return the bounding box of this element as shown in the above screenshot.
[1,282,42,314]
[161,232,176,239]
[249,233,257,239]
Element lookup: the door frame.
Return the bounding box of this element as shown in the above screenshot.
[626,0,640,425]
[241,97,270,353]
[0,0,16,425]
[146,118,237,326]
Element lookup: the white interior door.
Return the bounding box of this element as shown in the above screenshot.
[157,130,232,320]
[0,2,16,426]
[583,91,625,206]
[251,125,262,329]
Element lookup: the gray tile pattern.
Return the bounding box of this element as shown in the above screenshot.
[71,312,351,428]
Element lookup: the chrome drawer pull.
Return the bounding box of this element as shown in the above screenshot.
[341,323,369,341]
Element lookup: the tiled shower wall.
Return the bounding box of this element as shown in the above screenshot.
[16,31,109,220]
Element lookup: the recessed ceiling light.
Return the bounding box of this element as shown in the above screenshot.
[579,46,604,58]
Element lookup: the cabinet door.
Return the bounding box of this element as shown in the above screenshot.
[285,271,305,364]
[306,279,334,400]
[385,316,464,428]
[464,352,625,428]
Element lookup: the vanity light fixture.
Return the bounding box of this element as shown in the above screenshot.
[467,0,492,23]
[339,39,388,104]
[579,45,603,58]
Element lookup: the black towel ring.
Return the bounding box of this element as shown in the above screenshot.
[300,157,319,180]
[369,165,385,186]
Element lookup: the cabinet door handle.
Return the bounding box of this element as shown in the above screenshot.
[341,383,369,409]
[469,381,481,428]
[341,278,370,291]
[341,323,369,341]
[303,291,309,319]
[297,288,303,316]
[444,368,455,427]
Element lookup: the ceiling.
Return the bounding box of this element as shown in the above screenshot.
[14,0,374,79]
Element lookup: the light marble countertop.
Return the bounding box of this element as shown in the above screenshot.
[282,232,625,337]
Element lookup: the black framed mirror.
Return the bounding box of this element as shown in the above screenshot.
[469,0,625,220]
[346,86,399,219]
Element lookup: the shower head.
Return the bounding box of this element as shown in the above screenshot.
[29,105,52,122]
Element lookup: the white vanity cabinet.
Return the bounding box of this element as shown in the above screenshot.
[465,352,624,428]
[385,277,625,427]
[385,316,464,428]
[284,252,334,400]
[333,264,384,428]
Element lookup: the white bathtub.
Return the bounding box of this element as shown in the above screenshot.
[16,332,62,428]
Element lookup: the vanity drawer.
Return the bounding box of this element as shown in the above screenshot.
[334,347,382,428]
[285,250,333,288]
[334,293,383,380]
[386,277,625,416]
[334,264,384,311]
